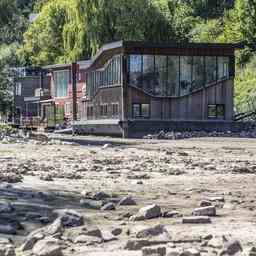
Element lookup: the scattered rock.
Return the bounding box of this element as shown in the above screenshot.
[118,196,137,206]
[101,202,116,211]
[32,237,63,256]
[80,199,101,210]
[135,225,170,239]
[46,218,63,236]
[192,206,216,217]
[130,204,162,221]
[74,234,102,244]
[142,245,166,256]
[180,248,200,256]
[54,209,84,228]
[92,191,111,201]
[39,173,54,181]
[162,211,182,218]
[249,247,256,256]
[111,227,122,236]
[182,216,211,224]
[101,230,118,242]
[220,239,243,255]
[125,238,170,251]
[0,238,16,256]
[199,200,212,207]
[20,228,45,251]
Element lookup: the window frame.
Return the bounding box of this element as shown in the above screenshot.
[132,103,150,119]
[207,104,225,119]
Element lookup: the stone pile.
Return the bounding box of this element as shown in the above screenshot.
[144,130,256,140]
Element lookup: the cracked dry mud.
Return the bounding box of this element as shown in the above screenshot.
[0,135,256,256]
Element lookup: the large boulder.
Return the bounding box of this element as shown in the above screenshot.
[32,237,63,256]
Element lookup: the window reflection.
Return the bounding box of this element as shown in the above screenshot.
[143,55,155,94]
[205,56,217,85]
[167,56,179,96]
[192,56,204,92]
[180,56,192,96]
[155,56,167,96]
[129,55,143,88]
[218,57,229,81]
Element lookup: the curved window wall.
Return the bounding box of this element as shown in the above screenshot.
[128,54,231,97]
[86,55,122,98]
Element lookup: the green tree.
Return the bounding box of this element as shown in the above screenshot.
[191,19,223,42]
[19,0,87,65]
[0,44,18,114]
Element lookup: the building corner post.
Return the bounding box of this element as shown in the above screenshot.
[121,54,129,138]
[72,62,78,135]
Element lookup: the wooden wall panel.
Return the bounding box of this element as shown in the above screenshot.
[126,79,234,121]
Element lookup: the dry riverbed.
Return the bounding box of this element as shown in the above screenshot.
[0,135,256,256]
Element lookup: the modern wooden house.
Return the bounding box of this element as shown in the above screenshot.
[73,41,241,137]
[12,67,50,127]
[41,61,90,127]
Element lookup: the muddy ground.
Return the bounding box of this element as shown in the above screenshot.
[1,135,256,255]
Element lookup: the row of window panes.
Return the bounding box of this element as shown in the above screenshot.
[87,104,119,117]
[128,55,230,97]
[54,70,69,97]
[86,55,122,98]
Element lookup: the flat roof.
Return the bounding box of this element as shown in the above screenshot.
[122,41,244,49]
[42,40,243,71]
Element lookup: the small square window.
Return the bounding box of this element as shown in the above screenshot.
[132,103,150,119]
[112,103,119,117]
[141,104,150,118]
[217,104,225,119]
[100,104,108,116]
[208,104,225,119]
[133,104,141,118]
[208,105,217,118]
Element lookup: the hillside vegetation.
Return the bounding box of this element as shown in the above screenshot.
[0,0,256,114]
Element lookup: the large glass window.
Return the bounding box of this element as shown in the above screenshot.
[86,55,122,98]
[155,56,167,96]
[167,56,179,96]
[205,56,217,85]
[180,56,192,96]
[129,55,142,88]
[192,56,204,91]
[218,56,229,81]
[54,70,69,97]
[143,55,155,93]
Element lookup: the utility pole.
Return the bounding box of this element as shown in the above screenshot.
[71,62,77,135]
